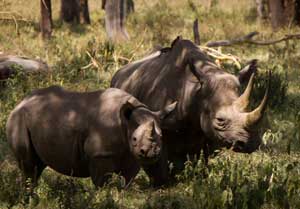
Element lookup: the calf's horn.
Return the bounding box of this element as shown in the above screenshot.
[150,120,156,137]
[235,73,255,111]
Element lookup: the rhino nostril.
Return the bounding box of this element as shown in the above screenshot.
[140,148,146,156]
[216,117,228,125]
[216,117,226,122]
[234,140,246,150]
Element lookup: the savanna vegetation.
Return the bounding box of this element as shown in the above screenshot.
[0,0,300,208]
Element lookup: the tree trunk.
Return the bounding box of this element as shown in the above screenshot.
[193,19,200,45]
[256,0,268,21]
[267,0,300,29]
[105,0,132,42]
[126,0,134,14]
[60,0,80,23]
[284,0,295,25]
[268,0,286,29]
[102,0,106,9]
[40,0,52,39]
[283,0,300,25]
[295,0,300,25]
[79,0,90,24]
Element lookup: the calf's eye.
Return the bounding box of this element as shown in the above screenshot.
[216,117,226,123]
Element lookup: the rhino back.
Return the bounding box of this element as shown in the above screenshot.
[111,42,205,126]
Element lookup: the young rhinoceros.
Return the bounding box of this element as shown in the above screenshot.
[6,86,176,187]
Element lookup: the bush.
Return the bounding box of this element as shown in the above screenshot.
[191,152,300,209]
[0,161,24,208]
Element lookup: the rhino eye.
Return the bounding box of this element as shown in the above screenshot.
[133,137,137,141]
[215,117,228,128]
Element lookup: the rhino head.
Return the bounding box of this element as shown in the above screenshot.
[189,59,269,153]
[120,100,177,163]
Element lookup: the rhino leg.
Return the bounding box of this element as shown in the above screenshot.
[89,157,116,187]
[120,156,140,188]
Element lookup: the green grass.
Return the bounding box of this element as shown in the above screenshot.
[0,0,300,208]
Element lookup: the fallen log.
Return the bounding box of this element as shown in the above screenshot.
[0,55,49,80]
[206,31,300,47]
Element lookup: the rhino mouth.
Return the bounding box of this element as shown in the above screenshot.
[138,156,160,165]
[138,152,161,164]
[232,140,247,152]
[220,137,259,153]
[214,129,257,153]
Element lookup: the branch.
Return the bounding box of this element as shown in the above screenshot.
[0,11,32,35]
[0,12,20,35]
[193,18,200,45]
[0,17,31,23]
[199,46,241,69]
[205,32,300,47]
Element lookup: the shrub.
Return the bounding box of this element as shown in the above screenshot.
[141,192,196,209]
[0,161,24,208]
[191,152,300,209]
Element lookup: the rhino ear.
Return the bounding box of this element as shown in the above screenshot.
[238,59,258,84]
[171,36,183,48]
[157,102,177,121]
[120,101,135,122]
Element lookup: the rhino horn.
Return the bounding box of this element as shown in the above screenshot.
[246,71,270,126]
[235,73,255,111]
[150,120,156,136]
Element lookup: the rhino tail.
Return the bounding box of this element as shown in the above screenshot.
[6,108,35,170]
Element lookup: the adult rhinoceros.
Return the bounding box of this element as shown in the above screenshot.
[6,86,176,187]
[111,37,269,186]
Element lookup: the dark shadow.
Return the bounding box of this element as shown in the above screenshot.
[68,23,89,34]
[30,18,89,35]
[140,193,197,209]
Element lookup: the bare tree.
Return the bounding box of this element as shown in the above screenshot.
[256,0,268,22]
[295,0,300,25]
[79,0,90,24]
[104,0,134,42]
[60,0,80,23]
[40,0,52,39]
[40,0,90,39]
[268,0,286,29]
[263,0,300,30]
[60,0,90,24]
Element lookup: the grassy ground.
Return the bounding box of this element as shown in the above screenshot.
[0,0,300,208]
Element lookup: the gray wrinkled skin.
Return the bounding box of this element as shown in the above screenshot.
[111,37,267,186]
[6,86,176,187]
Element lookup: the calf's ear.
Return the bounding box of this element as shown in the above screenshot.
[120,100,135,122]
[171,36,183,48]
[157,102,177,120]
[238,59,258,84]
